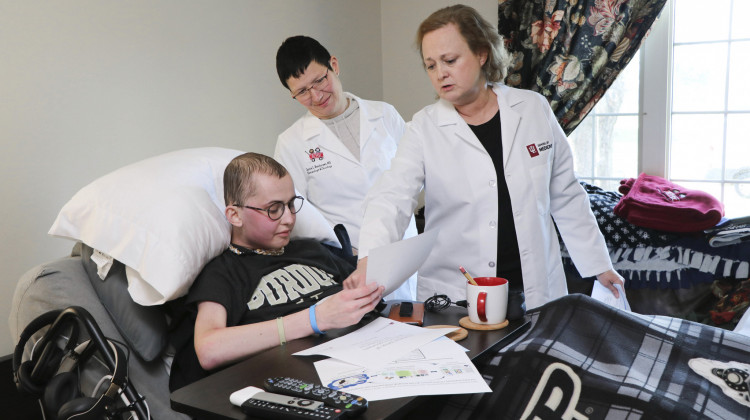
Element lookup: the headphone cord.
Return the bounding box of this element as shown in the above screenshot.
[110,339,151,420]
[108,392,149,420]
[424,294,467,312]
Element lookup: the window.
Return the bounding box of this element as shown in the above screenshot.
[568,54,640,192]
[669,0,750,218]
[569,0,750,218]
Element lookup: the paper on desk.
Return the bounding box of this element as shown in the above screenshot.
[293,317,457,368]
[368,229,439,296]
[313,338,490,401]
[591,282,631,312]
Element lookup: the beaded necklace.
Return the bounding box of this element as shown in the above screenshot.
[228,244,285,256]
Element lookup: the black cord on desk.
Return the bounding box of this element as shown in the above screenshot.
[424,294,467,312]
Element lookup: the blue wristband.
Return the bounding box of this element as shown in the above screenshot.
[309,304,325,335]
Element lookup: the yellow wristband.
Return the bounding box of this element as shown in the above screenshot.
[276,317,286,345]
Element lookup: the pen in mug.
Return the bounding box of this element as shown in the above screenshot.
[459,266,478,286]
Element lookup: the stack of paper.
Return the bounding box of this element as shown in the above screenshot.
[293,317,491,401]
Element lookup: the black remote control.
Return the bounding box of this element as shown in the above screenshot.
[264,377,368,416]
[230,386,347,420]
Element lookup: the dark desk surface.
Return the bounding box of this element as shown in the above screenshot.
[170,305,529,420]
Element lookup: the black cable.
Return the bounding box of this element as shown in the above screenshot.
[424,294,467,311]
[107,338,150,420]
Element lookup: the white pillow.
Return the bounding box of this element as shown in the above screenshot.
[49,147,339,305]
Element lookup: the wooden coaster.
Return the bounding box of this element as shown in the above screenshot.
[425,325,468,341]
[458,316,509,331]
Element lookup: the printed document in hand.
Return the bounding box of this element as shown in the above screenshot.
[367,229,439,296]
[313,337,491,401]
[591,282,631,312]
[293,317,457,369]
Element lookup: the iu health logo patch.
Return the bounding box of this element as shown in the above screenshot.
[527,144,539,157]
[527,141,552,158]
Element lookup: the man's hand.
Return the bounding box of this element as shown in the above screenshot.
[596,269,625,299]
[316,280,383,331]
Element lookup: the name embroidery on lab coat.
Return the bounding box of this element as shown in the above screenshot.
[304,147,333,175]
[527,141,552,158]
[305,160,333,175]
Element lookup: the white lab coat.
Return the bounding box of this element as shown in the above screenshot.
[358,84,613,309]
[275,93,418,300]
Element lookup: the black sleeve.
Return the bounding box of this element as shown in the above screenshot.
[184,256,238,314]
[322,245,356,282]
[322,243,358,268]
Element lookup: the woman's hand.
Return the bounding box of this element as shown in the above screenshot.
[343,257,368,289]
[596,269,625,298]
[316,280,383,331]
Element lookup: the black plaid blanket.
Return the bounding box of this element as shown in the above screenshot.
[414,294,750,419]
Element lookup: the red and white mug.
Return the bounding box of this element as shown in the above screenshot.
[466,277,508,325]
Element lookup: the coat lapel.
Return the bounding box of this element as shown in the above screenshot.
[358,95,382,152]
[434,99,487,154]
[299,107,359,165]
[495,84,523,170]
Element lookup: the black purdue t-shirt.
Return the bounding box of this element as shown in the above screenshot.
[169,239,354,391]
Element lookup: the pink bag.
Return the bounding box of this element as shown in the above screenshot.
[614,173,724,232]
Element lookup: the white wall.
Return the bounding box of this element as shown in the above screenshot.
[0,0,496,355]
[381,0,497,119]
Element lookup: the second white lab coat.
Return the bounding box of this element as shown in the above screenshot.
[275,93,418,300]
[358,84,613,309]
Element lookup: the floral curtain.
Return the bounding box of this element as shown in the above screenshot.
[498,0,667,135]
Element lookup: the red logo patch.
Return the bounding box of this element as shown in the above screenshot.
[306,147,324,162]
[527,144,539,157]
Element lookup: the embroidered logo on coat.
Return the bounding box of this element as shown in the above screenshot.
[307,147,324,162]
[527,141,552,158]
[527,144,539,157]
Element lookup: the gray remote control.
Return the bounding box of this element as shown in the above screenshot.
[253,391,324,410]
[230,386,346,419]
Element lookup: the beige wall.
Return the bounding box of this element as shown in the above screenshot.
[0,0,496,355]
[381,0,497,119]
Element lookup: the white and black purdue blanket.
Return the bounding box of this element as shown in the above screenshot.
[419,294,750,419]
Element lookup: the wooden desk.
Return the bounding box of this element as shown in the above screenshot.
[170,306,530,419]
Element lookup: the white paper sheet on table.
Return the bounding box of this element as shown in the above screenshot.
[367,229,439,296]
[591,282,631,312]
[293,317,457,368]
[313,338,491,401]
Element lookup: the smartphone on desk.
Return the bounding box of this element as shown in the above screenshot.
[388,301,425,326]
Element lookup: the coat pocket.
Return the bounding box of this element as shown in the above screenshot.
[529,163,551,216]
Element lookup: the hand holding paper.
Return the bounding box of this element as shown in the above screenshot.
[366,230,439,296]
[591,282,631,312]
[316,282,384,331]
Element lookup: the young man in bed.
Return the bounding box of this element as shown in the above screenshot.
[169,152,384,391]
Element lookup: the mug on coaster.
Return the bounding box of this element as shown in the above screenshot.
[466,277,508,325]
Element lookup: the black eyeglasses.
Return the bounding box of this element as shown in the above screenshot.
[235,196,304,221]
[291,69,330,101]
